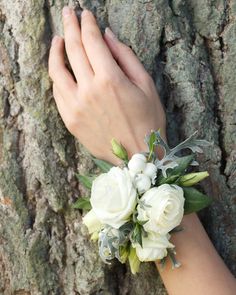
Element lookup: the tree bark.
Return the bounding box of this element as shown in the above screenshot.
[0,0,235,294]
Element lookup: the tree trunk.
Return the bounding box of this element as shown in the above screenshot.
[0,0,235,294]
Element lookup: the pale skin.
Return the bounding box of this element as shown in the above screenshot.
[48,6,236,295]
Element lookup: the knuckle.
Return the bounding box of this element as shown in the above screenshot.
[63,15,72,27]
[99,73,123,89]
[99,75,112,87]
[79,83,95,100]
[142,73,154,86]
[64,110,82,132]
[121,44,133,54]
[66,38,82,52]
[48,66,56,80]
[83,28,99,43]
[65,118,77,133]
[48,56,59,80]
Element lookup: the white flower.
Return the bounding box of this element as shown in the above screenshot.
[143,163,157,184]
[133,232,174,261]
[135,174,151,194]
[137,184,185,235]
[128,153,147,173]
[82,209,102,234]
[91,167,137,229]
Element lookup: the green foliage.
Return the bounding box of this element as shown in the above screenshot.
[157,174,180,185]
[168,154,195,176]
[153,131,210,177]
[72,197,92,210]
[147,130,157,160]
[131,223,143,247]
[76,174,94,189]
[183,187,212,214]
[92,158,113,172]
[155,155,195,185]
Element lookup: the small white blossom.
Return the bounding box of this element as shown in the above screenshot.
[143,162,157,184]
[133,232,174,261]
[135,174,151,194]
[128,153,147,173]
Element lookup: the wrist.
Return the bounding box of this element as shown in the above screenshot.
[104,129,167,165]
[126,129,167,160]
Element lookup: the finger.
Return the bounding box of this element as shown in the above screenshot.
[53,84,75,127]
[49,35,77,96]
[81,10,122,77]
[52,83,72,125]
[104,27,150,86]
[62,6,94,82]
[52,83,65,112]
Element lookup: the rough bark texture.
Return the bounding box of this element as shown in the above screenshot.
[0,0,235,294]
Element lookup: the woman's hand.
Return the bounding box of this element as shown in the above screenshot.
[48,7,166,164]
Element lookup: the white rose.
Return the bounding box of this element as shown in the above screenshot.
[91,167,137,229]
[82,209,102,234]
[133,232,174,261]
[135,174,151,194]
[137,184,185,235]
[143,163,157,184]
[128,153,147,173]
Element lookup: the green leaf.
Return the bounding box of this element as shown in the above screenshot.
[128,246,140,274]
[156,155,195,185]
[131,223,143,247]
[157,174,180,185]
[137,219,148,226]
[168,154,195,176]
[92,158,113,172]
[183,187,212,214]
[147,131,157,160]
[169,226,184,234]
[72,197,92,210]
[76,174,94,189]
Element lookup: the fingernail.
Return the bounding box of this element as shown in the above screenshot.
[52,35,59,45]
[105,27,117,41]
[62,6,72,17]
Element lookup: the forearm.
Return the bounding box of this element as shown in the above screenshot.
[156,213,236,295]
[126,140,235,295]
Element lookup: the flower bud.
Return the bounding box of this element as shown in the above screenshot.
[111,138,128,161]
[135,173,151,194]
[179,171,209,186]
[91,231,99,241]
[83,209,102,234]
[119,246,129,264]
[128,247,140,274]
[143,163,157,179]
[128,153,147,173]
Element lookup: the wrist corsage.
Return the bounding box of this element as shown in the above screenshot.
[73,130,212,274]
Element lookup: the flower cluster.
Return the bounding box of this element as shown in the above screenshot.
[73,130,212,274]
